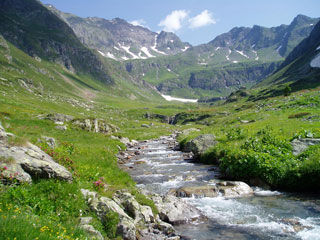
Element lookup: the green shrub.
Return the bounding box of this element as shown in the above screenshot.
[219,127,320,190]
[291,129,320,140]
[103,211,119,238]
[284,85,291,96]
[225,127,246,140]
[39,141,76,172]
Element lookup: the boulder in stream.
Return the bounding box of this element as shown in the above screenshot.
[183,134,217,160]
[152,194,205,225]
[169,181,253,198]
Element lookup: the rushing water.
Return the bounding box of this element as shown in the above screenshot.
[122,135,320,240]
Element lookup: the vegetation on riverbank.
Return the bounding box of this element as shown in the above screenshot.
[177,88,320,191]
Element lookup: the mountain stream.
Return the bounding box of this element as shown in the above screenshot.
[121,135,320,240]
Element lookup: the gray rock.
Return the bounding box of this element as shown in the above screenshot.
[79,224,104,240]
[55,125,67,131]
[183,134,217,160]
[80,217,93,225]
[240,119,255,124]
[117,217,136,240]
[213,181,254,198]
[72,118,118,134]
[81,189,98,199]
[291,138,320,155]
[169,181,253,198]
[40,136,56,149]
[169,185,218,198]
[119,137,130,145]
[115,191,154,224]
[80,189,180,239]
[95,197,130,220]
[281,218,313,233]
[0,122,14,141]
[141,124,151,128]
[39,113,74,122]
[156,220,176,235]
[140,205,154,224]
[152,194,203,225]
[78,217,104,239]
[0,124,72,184]
[81,190,136,240]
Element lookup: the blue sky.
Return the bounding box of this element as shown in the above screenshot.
[40,0,320,45]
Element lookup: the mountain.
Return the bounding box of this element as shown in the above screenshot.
[0,0,114,84]
[119,15,318,98]
[47,5,191,61]
[253,19,320,98]
[186,14,319,65]
[0,0,165,104]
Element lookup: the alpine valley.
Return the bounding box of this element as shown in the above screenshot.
[0,0,320,240]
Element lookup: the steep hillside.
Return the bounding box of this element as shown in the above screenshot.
[253,19,320,99]
[0,0,168,103]
[0,0,113,84]
[47,5,191,61]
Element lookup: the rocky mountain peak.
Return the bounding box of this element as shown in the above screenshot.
[46,5,191,61]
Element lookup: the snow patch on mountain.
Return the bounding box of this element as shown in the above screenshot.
[98,50,117,60]
[150,35,167,55]
[182,46,190,52]
[236,50,249,58]
[138,52,147,59]
[140,47,155,58]
[161,94,198,103]
[226,49,231,61]
[276,45,282,53]
[310,53,320,68]
[120,45,139,59]
[252,50,259,60]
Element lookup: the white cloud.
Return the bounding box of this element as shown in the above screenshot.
[129,19,147,28]
[159,10,189,32]
[189,10,216,29]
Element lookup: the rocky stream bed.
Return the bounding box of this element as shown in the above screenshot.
[119,134,320,240]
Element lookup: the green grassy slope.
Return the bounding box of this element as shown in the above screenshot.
[0,33,198,239]
[0,0,114,84]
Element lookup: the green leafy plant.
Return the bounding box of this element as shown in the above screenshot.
[103,211,119,238]
[225,127,246,140]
